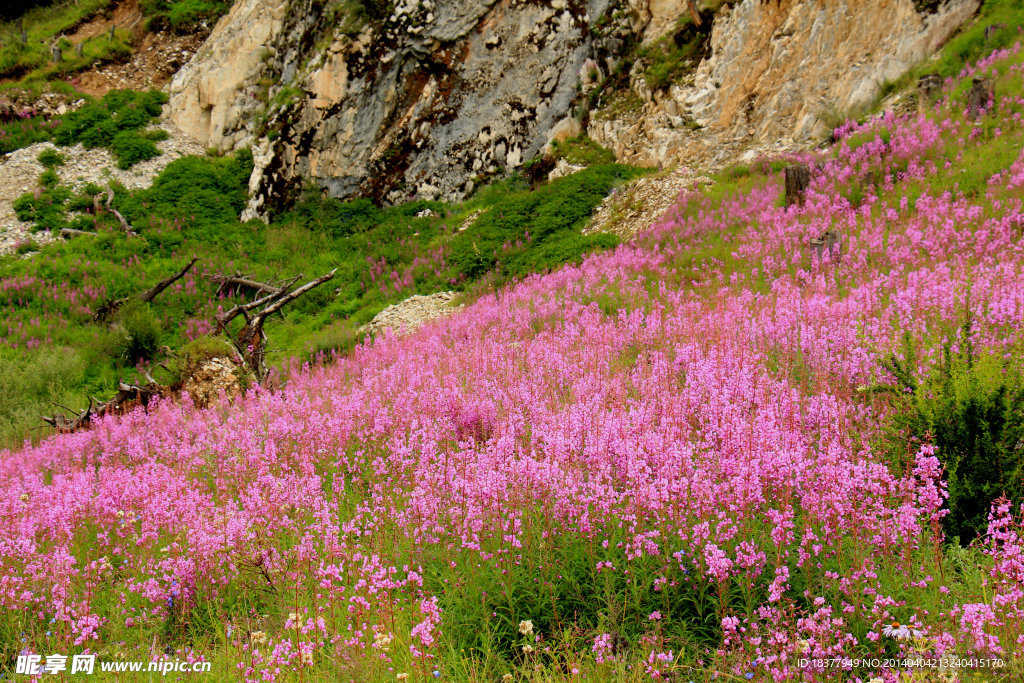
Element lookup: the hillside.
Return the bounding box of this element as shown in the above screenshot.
[2,0,1024,681]
[2,23,1024,683]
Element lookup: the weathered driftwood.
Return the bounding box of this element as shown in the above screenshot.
[42,380,162,433]
[212,274,285,297]
[784,164,811,207]
[685,0,702,26]
[218,270,337,380]
[94,258,198,321]
[59,227,98,238]
[104,187,136,236]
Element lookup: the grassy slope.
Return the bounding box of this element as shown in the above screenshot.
[0,152,641,448]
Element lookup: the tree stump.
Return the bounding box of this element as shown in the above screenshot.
[966,76,993,119]
[810,229,842,261]
[784,164,811,207]
[917,73,942,114]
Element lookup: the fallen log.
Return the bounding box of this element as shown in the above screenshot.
[211,274,285,297]
[43,380,162,433]
[59,228,98,238]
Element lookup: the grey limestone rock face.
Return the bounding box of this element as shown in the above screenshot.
[169,0,616,215]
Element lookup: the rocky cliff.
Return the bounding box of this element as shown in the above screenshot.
[592,0,980,168]
[166,0,980,214]
[169,0,626,214]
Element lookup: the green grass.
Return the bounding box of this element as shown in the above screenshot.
[876,0,1024,106]
[547,135,617,166]
[0,150,643,448]
[140,0,231,31]
[0,0,128,81]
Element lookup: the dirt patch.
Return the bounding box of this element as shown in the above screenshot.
[71,31,204,96]
[585,167,712,239]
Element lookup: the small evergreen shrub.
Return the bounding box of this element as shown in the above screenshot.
[881,325,1024,546]
[117,303,163,362]
[37,148,64,168]
[52,89,168,168]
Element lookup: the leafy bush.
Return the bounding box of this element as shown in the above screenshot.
[39,169,60,188]
[122,148,254,225]
[548,135,617,166]
[448,164,640,281]
[52,89,168,167]
[37,148,64,168]
[110,129,161,168]
[117,303,163,362]
[0,116,57,154]
[881,327,1024,546]
[13,186,72,232]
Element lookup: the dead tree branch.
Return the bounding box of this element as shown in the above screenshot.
[686,0,702,26]
[139,257,198,304]
[218,270,336,381]
[95,258,199,321]
[59,227,98,238]
[42,380,162,433]
[211,274,284,298]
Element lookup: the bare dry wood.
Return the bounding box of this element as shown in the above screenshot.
[219,270,337,380]
[59,228,98,238]
[42,381,162,433]
[784,164,811,207]
[105,187,136,236]
[686,0,702,26]
[211,274,285,297]
[139,257,198,303]
[95,258,199,321]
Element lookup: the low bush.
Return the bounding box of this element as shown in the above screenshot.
[53,89,168,167]
[881,324,1024,546]
[116,302,164,362]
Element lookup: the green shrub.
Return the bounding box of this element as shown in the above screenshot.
[0,116,55,154]
[880,326,1024,545]
[117,303,164,362]
[548,135,616,166]
[448,164,640,281]
[13,186,72,232]
[39,169,60,188]
[37,148,64,168]
[52,90,168,167]
[111,130,161,169]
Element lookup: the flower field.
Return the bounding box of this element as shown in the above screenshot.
[3,48,1024,681]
